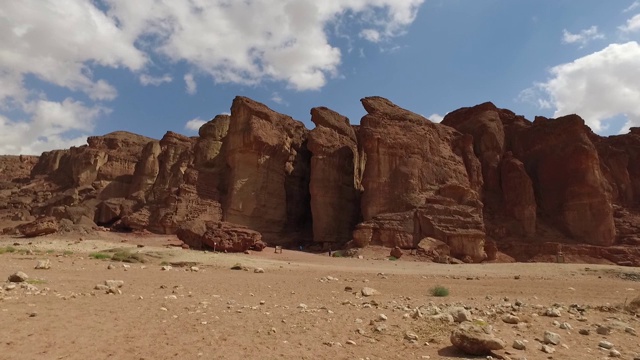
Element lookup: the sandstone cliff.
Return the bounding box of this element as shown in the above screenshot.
[1,96,640,263]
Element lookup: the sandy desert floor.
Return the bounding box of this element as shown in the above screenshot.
[0,232,639,360]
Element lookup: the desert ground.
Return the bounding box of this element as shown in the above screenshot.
[1,232,639,360]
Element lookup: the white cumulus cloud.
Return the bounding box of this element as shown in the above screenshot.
[427,113,444,123]
[105,0,424,91]
[184,73,197,95]
[139,73,173,86]
[620,13,640,32]
[184,118,206,132]
[522,41,640,134]
[0,0,425,154]
[0,98,106,155]
[562,26,605,47]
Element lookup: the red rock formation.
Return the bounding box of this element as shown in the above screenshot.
[176,220,265,252]
[512,115,615,246]
[442,102,505,193]
[356,97,486,261]
[17,216,58,237]
[500,152,536,236]
[224,96,311,243]
[308,107,361,246]
[4,95,640,265]
[359,96,483,219]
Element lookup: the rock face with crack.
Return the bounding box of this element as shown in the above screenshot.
[2,96,640,262]
[308,107,362,247]
[223,96,312,244]
[353,97,486,261]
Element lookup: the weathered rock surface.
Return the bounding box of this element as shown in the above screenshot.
[500,151,536,236]
[2,96,640,265]
[224,96,311,243]
[512,115,615,246]
[359,96,482,219]
[308,107,362,246]
[176,220,266,252]
[450,322,506,355]
[17,216,59,237]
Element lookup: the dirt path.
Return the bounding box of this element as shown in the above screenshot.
[1,234,639,360]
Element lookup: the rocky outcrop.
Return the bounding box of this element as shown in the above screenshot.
[176,220,265,252]
[413,185,486,262]
[31,131,153,191]
[352,212,414,248]
[359,96,482,219]
[356,97,486,261]
[512,115,615,246]
[500,152,536,236]
[442,102,505,193]
[4,95,640,265]
[17,216,58,237]
[308,107,361,246]
[596,127,640,206]
[0,155,38,183]
[224,96,311,243]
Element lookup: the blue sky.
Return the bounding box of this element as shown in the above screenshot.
[1,0,640,154]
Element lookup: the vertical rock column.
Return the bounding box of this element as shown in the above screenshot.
[308,107,361,246]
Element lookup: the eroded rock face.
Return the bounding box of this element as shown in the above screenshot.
[442,102,505,192]
[308,107,361,245]
[3,95,639,263]
[176,220,265,252]
[500,152,536,236]
[32,131,153,191]
[224,96,311,243]
[17,216,58,237]
[359,96,482,219]
[356,97,486,261]
[413,185,487,262]
[512,115,615,246]
[596,127,640,206]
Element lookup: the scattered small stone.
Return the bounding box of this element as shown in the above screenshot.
[29,312,37,318]
[512,339,526,350]
[374,324,387,332]
[578,329,590,335]
[107,264,115,270]
[346,340,356,345]
[596,326,611,335]
[161,265,172,271]
[104,280,124,288]
[254,268,265,273]
[298,303,308,310]
[502,314,520,324]
[34,260,50,270]
[8,271,28,283]
[540,344,555,354]
[361,287,379,297]
[378,313,387,321]
[610,349,621,358]
[449,307,472,323]
[598,340,614,349]
[190,266,199,272]
[405,331,419,341]
[543,331,560,345]
[545,308,561,317]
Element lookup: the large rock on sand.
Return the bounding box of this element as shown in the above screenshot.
[17,216,58,237]
[176,220,266,252]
